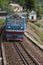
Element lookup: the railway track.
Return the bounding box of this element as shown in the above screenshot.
[23,36,43,65]
[0,40,43,65]
[0,43,5,65]
[13,42,40,65]
[24,32,43,50]
[24,34,43,56]
[2,42,26,65]
[14,42,29,65]
[1,41,41,65]
[0,25,5,65]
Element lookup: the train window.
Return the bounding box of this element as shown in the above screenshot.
[12,14,19,19]
[16,19,24,26]
[8,18,16,25]
[7,14,24,26]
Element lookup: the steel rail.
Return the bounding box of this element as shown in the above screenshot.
[13,43,29,65]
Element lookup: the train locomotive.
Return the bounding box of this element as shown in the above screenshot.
[5,14,26,41]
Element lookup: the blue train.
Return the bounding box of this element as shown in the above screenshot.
[5,14,26,41]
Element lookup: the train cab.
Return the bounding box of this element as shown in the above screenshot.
[5,14,26,41]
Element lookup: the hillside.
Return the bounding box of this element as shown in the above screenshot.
[0,0,43,14]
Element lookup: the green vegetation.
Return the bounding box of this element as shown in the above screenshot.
[42,26,43,28]
[0,0,43,10]
[35,22,43,28]
[0,0,43,18]
[35,23,41,27]
[0,0,9,9]
[0,19,5,24]
[28,22,43,45]
[0,0,35,10]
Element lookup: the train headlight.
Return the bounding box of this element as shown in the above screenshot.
[8,26,10,28]
[21,27,23,29]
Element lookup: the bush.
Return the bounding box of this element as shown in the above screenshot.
[42,26,43,28]
[35,23,41,27]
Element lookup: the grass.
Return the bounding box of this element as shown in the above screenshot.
[28,22,43,45]
[0,19,5,25]
[35,23,41,27]
[42,26,43,28]
[35,22,43,28]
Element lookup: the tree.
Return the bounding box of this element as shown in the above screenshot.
[25,0,35,10]
[12,0,25,7]
[0,0,9,9]
[18,0,25,7]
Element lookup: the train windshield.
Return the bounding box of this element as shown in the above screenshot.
[7,15,25,26]
[22,14,27,17]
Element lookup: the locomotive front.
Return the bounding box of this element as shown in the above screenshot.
[5,14,26,41]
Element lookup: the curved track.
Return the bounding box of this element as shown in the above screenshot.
[24,32,43,50]
[24,35,43,56]
[0,25,43,65]
[2,42,25,65]
[23,36,43,65]
[13,42,40,65]
[0,40,43,65]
